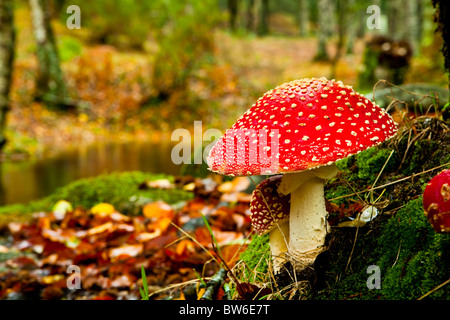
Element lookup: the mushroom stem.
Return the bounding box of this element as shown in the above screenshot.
[278,164,338,269]
[269,221,289,273]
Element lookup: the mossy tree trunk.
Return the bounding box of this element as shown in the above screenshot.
[433,0,450,96]
[246,0,256,32]
[0,0,15,150]
[314,0,333,61]
[257,0,270,36]
[29,0,70,110]
[297,0,309,37]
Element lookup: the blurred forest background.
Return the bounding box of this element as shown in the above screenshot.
[0,0,448,205]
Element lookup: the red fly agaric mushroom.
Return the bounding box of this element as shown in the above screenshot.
[250,175,290,272]
[207,77,397,272]
[423,169,450,233]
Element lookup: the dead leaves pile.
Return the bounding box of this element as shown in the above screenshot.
[0,176,254,300]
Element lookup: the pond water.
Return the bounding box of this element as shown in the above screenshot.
[0,140,182,206]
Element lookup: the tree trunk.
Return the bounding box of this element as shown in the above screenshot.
[246,0,255,32]
[258,0,270,36]
[388,0,410,41]
[330,0,348,78]
[314,0,333,61]
[0,0,15,150]
[227,0,239,31]
[432,0,450,96]
[29,0,70,109]
[406,0,421,53]
[297,0,309,37]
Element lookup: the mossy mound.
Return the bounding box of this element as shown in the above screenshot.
[238,117,450,300]
[0,171,193,225]
[322,197,450,300]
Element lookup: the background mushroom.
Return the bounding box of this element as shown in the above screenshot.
[423,169,450,233]
[207,77,397,273]
[250,175,290,273]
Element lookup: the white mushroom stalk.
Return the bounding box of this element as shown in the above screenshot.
[269,221,289,272]
[278,164,339,267]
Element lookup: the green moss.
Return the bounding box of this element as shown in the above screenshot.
[375,198,450,299]
[334,146,398,186]
[401,139,450,176]
[316,198,450,300]
[238,233,270,282]
[0,171,193,219]
[355,148,397,184]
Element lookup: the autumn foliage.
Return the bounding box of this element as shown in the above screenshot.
[0,176,254,300]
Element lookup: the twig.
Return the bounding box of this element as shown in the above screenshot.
[200,268,227,300]
[148,278,212,298]
[391,239,402,268]
[329,162,450,202]
[417,278,450,300]
[345,221,360,273]
[370,149,395,203]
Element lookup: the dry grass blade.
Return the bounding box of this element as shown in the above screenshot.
[417,278,450,300]
[372,79,443,118]
[170,222,221,266]
[329,162,450,202]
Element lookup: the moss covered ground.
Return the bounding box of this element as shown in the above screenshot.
[0,171,193,226]
[238,117,450,300]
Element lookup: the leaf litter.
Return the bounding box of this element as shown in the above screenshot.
[0,175,256,300]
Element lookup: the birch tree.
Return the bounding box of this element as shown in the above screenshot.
[0,0,15,149]
[29,0,70,109]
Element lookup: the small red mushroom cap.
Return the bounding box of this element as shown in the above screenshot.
[423,169,450,233]
[250,175,290,235]
[207,77,397,176]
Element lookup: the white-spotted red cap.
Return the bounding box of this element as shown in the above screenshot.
[250,175,290,235]
[207,77,397,176]
[423,169,450,233]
